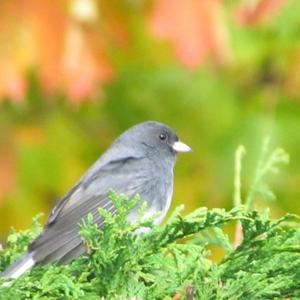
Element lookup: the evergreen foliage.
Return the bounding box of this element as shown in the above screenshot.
[1,142,299,299]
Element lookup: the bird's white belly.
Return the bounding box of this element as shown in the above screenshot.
[129,182,173,232]
[152,189,173,225]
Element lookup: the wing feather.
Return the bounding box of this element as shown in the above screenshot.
[29,155,149,264]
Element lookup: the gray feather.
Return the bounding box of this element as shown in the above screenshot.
[1,252,35,280]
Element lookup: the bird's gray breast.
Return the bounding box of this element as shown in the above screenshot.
[125,157,174,225]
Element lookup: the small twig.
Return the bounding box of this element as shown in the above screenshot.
[234,223,243,248]
[233,145,245,247]
[186,285,195,300]
[245,137,270,210]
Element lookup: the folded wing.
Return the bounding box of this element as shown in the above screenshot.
[29,155,151,264]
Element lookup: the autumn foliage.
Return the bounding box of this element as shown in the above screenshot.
[1,0,300,240]
[0,0,287,102]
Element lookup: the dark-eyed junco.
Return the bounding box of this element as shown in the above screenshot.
[0,121,191,282]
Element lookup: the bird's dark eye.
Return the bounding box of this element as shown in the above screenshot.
[159,133,167,141]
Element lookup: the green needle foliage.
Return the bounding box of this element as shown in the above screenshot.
[1,142,300,299]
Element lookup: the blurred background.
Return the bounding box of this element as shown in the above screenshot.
[0,0,300,240]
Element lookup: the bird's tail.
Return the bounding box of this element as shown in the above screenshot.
[0,252,35,286]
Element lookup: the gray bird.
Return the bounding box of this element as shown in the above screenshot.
[0,121,191,283]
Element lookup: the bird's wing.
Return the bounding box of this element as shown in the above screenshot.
[28,155,151,264]
[46,154,141,226]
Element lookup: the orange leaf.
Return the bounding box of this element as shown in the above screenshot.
[0,59,26,102]
[61,23,114,102]
[149,0,231,68]
[235,0,288,25]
